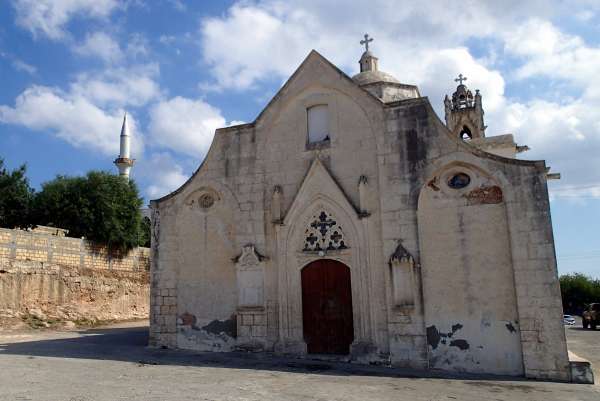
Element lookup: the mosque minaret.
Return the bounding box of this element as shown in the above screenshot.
[114,113,135,178]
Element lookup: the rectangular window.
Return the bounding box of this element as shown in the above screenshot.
[307,105,329,143]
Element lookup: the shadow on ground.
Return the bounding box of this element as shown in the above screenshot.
[0,324,546,385]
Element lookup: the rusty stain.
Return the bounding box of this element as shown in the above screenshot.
[180,312,196,326]
[464,185,503,205]
[427,178,440,191]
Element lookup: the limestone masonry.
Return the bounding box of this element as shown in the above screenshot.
[0,226,150,322]
[150,45,572,381]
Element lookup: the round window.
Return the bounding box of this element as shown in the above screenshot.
[198,193,215,209]
[447,173,471,189]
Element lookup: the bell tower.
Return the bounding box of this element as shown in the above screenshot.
[444,74,486,140]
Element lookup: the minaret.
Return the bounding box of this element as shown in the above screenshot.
[114,113,135,178]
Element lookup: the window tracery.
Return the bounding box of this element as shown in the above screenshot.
[303,210,348,252]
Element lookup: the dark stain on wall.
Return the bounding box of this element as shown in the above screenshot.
[451,323,463,334]
[506,322,517,333]
[202,315,237,338]
[426,325,441,349]
[427,323,471,352]
[449,339,470,350]
[405,128,427,173]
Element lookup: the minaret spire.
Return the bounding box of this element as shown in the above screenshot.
[114,112,135,178]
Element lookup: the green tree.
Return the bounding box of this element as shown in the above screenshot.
[138,216,151,248]
[0,158,34,229]
[560,273,600,315]
[32,171,144,251]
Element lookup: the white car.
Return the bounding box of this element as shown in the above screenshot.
[563,315,576,325]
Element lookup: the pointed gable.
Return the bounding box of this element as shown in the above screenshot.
[252,50,383,129]
[283,157,359,225]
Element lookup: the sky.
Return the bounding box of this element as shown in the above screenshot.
[0,0,599,278]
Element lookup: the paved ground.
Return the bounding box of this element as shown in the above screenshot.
[0,322,598,401]
[566,324,600,372]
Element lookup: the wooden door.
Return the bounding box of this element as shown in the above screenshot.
[301,259,354,354]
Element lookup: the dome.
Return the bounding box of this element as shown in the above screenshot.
[352,70,400,86]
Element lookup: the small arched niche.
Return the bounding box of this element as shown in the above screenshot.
[459,125,473,141]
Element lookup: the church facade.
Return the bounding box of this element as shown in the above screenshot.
[149,45,570,380]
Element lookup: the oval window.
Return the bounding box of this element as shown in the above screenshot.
[198,193,215,209]
[448,173,471,189]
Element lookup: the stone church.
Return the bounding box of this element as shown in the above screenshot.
[149,40,570,380]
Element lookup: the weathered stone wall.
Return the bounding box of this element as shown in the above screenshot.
[0,227,150,322]
[150,51,569,381]
[0,227,150,271]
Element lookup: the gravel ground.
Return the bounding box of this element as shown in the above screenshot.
[0,322,597,401]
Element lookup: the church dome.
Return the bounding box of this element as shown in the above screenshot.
[351,36,400,86]
[352,69,400,86]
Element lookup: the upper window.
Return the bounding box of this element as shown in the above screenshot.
[307,105,330,143]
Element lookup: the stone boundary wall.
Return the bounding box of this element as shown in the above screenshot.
[0,227,150,272]
[0,227,150,323]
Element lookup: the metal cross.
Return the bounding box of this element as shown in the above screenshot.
[455,73,467,85]
[360,33,373,52]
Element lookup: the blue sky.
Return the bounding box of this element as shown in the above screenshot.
[0,0,599,278]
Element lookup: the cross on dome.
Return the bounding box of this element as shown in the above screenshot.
[360,33,373,52]
[455,73,467,85]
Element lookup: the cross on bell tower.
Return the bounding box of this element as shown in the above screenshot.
[358,33,378,73]
[360,33,373,52]
[455,73,467,85]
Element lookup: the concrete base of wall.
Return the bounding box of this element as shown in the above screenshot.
[569,351,595,384]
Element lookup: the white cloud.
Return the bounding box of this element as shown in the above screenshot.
[126,33,150,58]
[148,97,227,157]
[141,153,189,200]
[12,0,119,40]
[0,85,141,156]
[12,59,37,75]
[198,1,553,91]
[0,51,37,75]
[0,61,160,157]
[70,64,162,108]
[73,31,122,63]
[503,18,600,88]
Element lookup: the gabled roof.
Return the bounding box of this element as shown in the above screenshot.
[152,50,385,204]
[215,49,385,134]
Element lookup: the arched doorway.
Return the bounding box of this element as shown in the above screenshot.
[301,259,354,354]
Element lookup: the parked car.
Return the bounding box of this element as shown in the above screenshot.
[582,303,600,329]
[563,315,576,325]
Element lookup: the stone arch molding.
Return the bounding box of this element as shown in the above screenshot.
[421,161,505,207]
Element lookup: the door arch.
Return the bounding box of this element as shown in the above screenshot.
[301,259,354,354]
